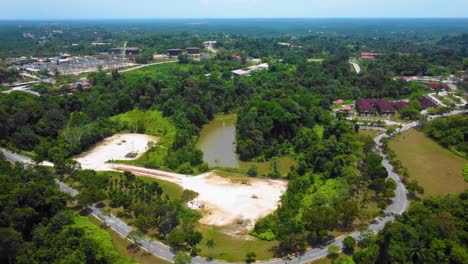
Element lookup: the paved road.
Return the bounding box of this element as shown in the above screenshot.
[2,109,466,263]
[349,61,361,74]
[116,60,178,74]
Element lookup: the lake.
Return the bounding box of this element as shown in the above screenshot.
[197,114,294,175]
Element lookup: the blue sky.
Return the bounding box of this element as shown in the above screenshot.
[2,0,467,19]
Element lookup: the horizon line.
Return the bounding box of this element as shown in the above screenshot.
[1,17,468,21]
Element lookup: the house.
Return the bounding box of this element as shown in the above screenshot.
[356,99,376,116]
[339,105,353,116]
[167,49,183,56]
[125,48,140,56]
[356,98,397,116]
[424,82,448,91]
[374,99,395,116]
[186,47,201,54]
[420,96,438,109]
[390,101,409,111]
[361,52,383,60]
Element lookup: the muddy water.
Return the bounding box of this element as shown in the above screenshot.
[197,114,239,168]
[197,114,295,175]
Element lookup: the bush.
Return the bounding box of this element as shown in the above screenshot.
[256,229,276,241]
[245,252,256,264]
[343,236,356,253]
[328,244,341,257]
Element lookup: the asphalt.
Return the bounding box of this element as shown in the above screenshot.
[2,109,467,264]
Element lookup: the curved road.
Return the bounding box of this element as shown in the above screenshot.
[2,109,467,263]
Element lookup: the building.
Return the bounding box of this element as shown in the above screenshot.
[333,99,344,104]
[356,99,376,116]
[361,52,383,60]
[231,63,269,77]
[420,96,438,109]
[356,98,399,116]
[167,49,183,56]
[110,47,140,56]
[125,48,140,55]
[390,101,409,111]
[110,48,123,55]
[186,47,201,54]
[424,82,449,91]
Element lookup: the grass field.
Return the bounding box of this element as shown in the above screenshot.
[111,109,176,169]
[389,129,467,197]
[196,225,278,262]
[358,129,383,138]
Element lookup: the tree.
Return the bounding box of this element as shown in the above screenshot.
[173,251,191,264]
[127,230,143,247]
[245,251,257,263]
[247,165,258,177]
[343,236,356,253]
[206,239,216,258]
[178,54,190,64]
[328,244,341,258]
[406,180,424,198]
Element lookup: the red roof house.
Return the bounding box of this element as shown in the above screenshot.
[420,96,438,109]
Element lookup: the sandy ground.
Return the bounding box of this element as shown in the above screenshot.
[112,164,287,230]
[74,133,159,171]
[74,133,287,232]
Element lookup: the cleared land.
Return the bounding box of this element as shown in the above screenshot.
[389,129,467,196]
[74,133,287,233]
[74,133,159,171]
[113,164,287,231]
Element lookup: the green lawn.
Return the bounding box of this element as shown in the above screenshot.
[122,62,183,79]
[389,129,467,197]
[358,129,383,138]
[196,225,278,262]
[110,109,176,169]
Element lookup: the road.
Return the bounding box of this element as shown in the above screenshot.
[349,61,361,74]
[2,109,467,263]
[116,60,178,74]
[2,85,41,97]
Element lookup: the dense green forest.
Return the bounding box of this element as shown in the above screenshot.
[0,155,134,264]
[424,115,468,158]
[351,192,468,264]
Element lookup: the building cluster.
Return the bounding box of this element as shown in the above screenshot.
[15,54,131,76]
[360,52,383,60]
[356,98,409,116]
[231,63,269,76]
[60,78,92,93]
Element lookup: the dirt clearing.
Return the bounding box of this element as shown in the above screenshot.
[74,133,159,171]
[74,133,287,233]
[112,164,287,231]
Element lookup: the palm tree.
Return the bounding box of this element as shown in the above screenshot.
[206,239,216,259]
[409,244,428,264]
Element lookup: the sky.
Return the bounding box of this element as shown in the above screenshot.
[1,0,467,20]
